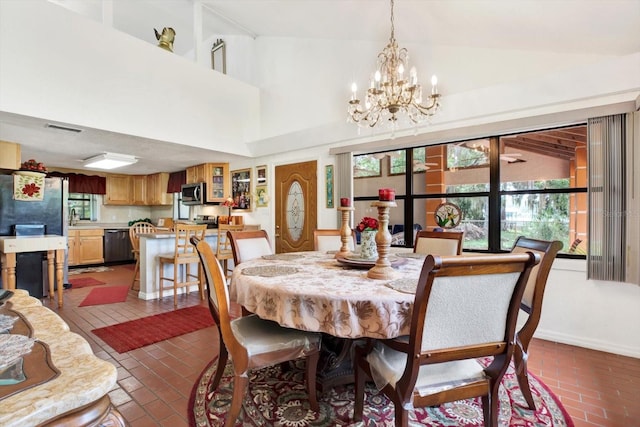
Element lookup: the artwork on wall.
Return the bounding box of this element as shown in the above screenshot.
[231,168,252,211]
[211,38,226,74]
[256,165,267,186]
[256,185,268,208]
[325,165,334,208]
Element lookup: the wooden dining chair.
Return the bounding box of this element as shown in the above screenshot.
[129,221,157,290]
[157,223,207,307]
[191,237,321,426]
[413,230,464,255]
[227,229,272,265]
[353,252,540,427]
[510,236,563,410]
[313,228,356,252]
[216,224,244,280]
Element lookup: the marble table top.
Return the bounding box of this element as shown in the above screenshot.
[0,290,117,427]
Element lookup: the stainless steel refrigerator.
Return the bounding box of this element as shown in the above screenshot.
[0,175,68,297]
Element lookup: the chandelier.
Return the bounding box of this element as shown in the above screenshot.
[348,0,440,128]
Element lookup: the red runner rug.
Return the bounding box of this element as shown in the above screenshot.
[91,305,214,353]
[189,357,574,426]
[68,277,106,289]
[79,285,129,307]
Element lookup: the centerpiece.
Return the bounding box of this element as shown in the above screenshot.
[356,216,379,259]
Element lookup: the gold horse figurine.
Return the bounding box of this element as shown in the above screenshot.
[154,27,176,52]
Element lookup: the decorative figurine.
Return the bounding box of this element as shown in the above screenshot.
[154,27,176,52]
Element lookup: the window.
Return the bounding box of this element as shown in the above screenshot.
[353,154,381,178]
[68,193,94,220]
[353,124,587,256]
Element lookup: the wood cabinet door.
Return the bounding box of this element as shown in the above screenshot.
[78,230,104,264]
[67,231,78,266]
[105,175,131,205]
[147,173,171,205]
[208,163,229,203]
[131,175,146,205]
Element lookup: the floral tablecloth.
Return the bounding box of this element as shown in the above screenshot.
[229,251,424,339]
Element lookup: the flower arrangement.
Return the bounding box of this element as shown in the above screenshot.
[356,216,378,232]
[20,159,47,173]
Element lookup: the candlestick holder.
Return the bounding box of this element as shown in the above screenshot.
[368,200,397,280]
[336,206,355,257]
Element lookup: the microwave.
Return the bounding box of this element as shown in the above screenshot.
[181,182,207,205]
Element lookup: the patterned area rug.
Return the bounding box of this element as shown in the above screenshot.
[91,306,214,353]
[68,266,114,276]
[189,358,573,426]
[68,277,106,288]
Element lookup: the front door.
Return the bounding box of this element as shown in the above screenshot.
[275,161,317,253]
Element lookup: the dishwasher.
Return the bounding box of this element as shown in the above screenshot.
[103,229,134,263]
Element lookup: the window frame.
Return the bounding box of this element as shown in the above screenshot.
[353,124,587,258]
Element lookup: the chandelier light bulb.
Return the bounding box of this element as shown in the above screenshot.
[374,70,381,82]
[398,63,404,78]
[431,75,438,94]
[410,67,417,85]
[351,82,358,101]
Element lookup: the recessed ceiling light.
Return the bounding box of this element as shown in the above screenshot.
[83,153,138,170]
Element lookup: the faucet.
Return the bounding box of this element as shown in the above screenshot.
[70,208,76,226]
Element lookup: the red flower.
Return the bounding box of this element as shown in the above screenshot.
[22,183,41,197]
[356,216,378,232]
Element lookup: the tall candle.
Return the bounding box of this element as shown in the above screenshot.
[378,188,395,201]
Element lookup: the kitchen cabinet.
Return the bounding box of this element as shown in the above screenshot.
[0,140,21,170]
[186,163,230,203]
[68,229,104,266]
[131,175,147,205]
[146,173,172,205]
[105,173,171,206]
[105,174,131,205]
[186,163,210,184]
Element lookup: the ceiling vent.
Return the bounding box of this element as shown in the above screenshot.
[45,123,82,133]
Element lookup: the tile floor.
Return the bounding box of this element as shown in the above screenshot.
[40,263,638,427]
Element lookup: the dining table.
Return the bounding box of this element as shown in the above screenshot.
[229,250,426,390]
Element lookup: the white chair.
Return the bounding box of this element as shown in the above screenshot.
[413,230,464,255]
[353,252,539,427]
[511,236,563,410]
[227,229,272,265]
[192,237,321,426]
[313,228,356,252]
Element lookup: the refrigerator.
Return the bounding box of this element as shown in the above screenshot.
[0,175,69,297]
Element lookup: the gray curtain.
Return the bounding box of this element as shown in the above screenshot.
[588,114,626,282]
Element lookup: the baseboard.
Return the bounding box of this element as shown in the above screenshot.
[535,328,640,359]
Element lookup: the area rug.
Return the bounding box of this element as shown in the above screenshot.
[91,305,214,353]
[189,358,574,427]
[78,285,129,307]
[68,277,106,288]
[68,266,114,276]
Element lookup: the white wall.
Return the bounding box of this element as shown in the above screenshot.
[0,0,260,156]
